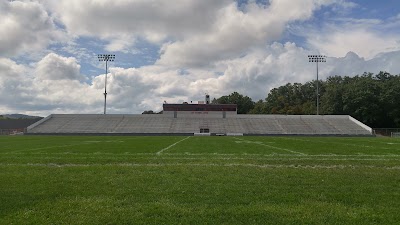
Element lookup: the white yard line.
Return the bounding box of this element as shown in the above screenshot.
[281,137,398,150]
[156,136,191,155]
[233,137,306,155]
[2,162,400,170]
[0,155,399,161]
[6,138,130,154]
[2,151,400,158]
[9,143,93,153]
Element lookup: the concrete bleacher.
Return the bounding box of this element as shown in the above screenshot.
[27,114,373,136]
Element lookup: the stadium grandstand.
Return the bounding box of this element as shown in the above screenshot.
[27,95,373,136]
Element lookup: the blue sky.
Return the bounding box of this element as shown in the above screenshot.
[1,0,400,116]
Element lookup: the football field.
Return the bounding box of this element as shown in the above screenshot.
[1,135,400,224]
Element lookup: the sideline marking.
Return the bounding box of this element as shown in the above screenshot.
[157,136,191,155]
[233,137,306,155]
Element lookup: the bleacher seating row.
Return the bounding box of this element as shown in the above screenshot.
[27,114,373,136]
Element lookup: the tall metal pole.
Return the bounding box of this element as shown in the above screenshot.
[98,54,115,115]
[316,60,319,115]
[104,60,108,114]
[308,55,326,115]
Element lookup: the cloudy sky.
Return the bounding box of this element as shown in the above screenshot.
[1,0,400,116]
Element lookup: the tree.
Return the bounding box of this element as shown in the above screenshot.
[262,72,400,127]
[142,110,155,114]
[341,73,384,127]
[320,76,345,115]
[213,92,255,114]
[265,83,315,114]
[249,100,267,114]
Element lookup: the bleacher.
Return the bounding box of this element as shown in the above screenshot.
[27,114,373,136]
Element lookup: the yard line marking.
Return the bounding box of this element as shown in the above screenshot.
[281,137,399,151]
[345,138,400,145]
[156,136,191,155]
[9,142,94,153]
[3,151,400,158]
[233,137,306,155]
[0,155,399,161]
[6,138,131,154]
[2,162,400,170]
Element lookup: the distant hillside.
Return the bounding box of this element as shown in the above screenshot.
[2,114,43,119]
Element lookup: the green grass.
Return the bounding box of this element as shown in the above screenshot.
[1,135,400,224]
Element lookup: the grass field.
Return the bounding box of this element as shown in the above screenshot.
[1,135,400,224]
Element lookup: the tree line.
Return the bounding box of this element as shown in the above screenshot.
[212,72,400,128]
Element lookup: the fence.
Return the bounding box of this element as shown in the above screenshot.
[373,128,400,137]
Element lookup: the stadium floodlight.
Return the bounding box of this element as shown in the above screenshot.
[308,55,326,115]
[98,54,115,114]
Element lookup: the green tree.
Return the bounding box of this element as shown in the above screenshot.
[320,76,346,115]
[341,73,383,127]
[142,110,155,114]
[265,83,316,114]
[263,72,400,127]
[249,100,267,114]
[375,72,400,127]
[213,92,255,114]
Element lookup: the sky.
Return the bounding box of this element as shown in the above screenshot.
[1,0,400,116]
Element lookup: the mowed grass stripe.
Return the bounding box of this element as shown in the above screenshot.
[1,135,400,224]
[281,136,400,151]
[2,136,187,154]
[233,137,306,155]
[1,160,400,224]
[171,136,300,155]
[157,136,191,155]
[9,142,95,153]
[242,136,400,155]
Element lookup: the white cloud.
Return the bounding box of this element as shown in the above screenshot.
[307,28,400,59]
[45,0,231,41]
[2,0,400,117]
[36,53,83,81]
[0,54,100,115]
[0,0,60,57]
[45,0,335,67]
[298,7,400,60]
[2,45,400,116]
[0,57,36,114]
[328,51,400,76]
[0,57,30,98]
[105,37,136,53]
[330,0,358,11]
[157,0,334,67]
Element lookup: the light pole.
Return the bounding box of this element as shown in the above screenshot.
[98,54,115,114]
[308,55,326,115]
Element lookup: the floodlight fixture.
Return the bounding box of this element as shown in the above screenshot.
[308,55,326,115]
[98,54,115,114]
